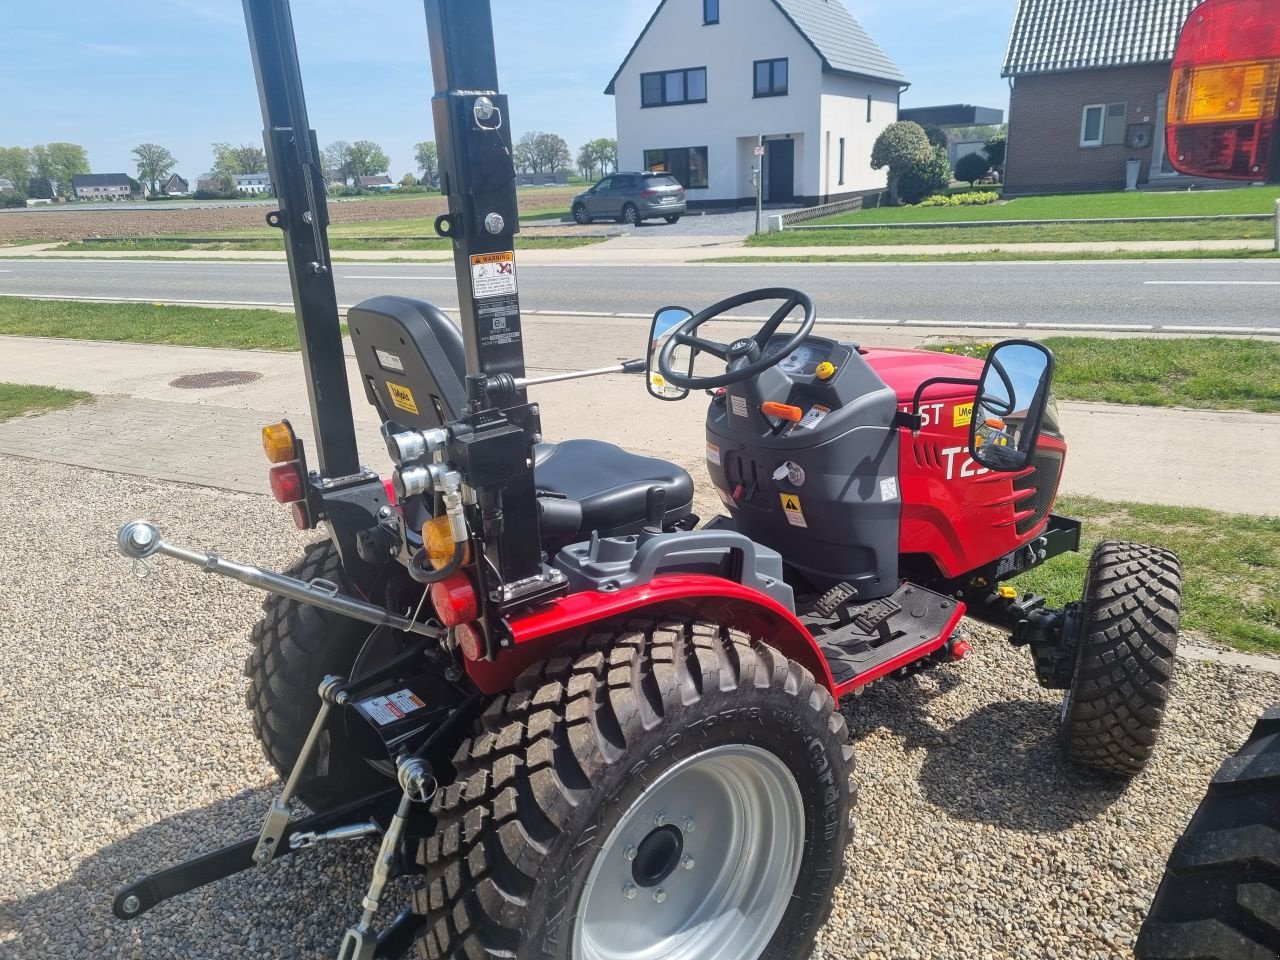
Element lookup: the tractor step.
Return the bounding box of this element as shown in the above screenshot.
[803,583,963,691]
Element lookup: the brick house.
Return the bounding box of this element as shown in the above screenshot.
[71,173,133,201]
[1001,0,1201,196]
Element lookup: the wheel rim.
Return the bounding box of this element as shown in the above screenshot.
[574,206,587,223]
[624,205,637,223]
[573,744,804,960]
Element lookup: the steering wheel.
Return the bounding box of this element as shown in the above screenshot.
[979,355,1017,417]
[657,288,817,390]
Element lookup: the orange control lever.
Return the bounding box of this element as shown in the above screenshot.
[761,402,804,422]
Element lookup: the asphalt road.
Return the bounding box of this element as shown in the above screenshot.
[3,257,1280,333]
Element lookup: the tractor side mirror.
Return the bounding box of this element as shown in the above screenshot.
[647,307,694,401]
[1166,0,1280,182]
[969,340,1055,473]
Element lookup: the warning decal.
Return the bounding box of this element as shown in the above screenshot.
[730,395,749,418]
[780,493,808,528]
[706,442,721,466]
[953,402,974,428]
[470,251,517,299]
[358,689,427,727]
[387,381,420,415]
[797,404,831,431]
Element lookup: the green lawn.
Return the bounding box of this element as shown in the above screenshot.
[1015,495,1279,654]
[55,234,600,253]
[928,337,1280,413]
[810,186,1280,226]
[0,298,301,350]
[0,382,91,421]
[746,219,1274,247]
[708,249,1280,264]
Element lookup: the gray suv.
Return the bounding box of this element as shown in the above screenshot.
[571,171,686,226]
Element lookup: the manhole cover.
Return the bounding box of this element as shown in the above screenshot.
[169,370,264,389]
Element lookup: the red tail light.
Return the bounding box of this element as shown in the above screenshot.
[269,463,305,504]
[430,571,479,627]
[641,189,658,199]
[455,622,484,660]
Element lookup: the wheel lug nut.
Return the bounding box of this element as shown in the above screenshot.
[653,887,667,903]
[682,817,695,832]
[681,856,695,871]
[623,883,637,900]
[654,811,666,826]
[624,845,638,861]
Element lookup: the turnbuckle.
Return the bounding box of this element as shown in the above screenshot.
[335,757,436,960]
[253,675,349,866]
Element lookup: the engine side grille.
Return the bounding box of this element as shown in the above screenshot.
[1014,450,1064,536]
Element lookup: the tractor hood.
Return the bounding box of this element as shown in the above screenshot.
[861,347,983,405]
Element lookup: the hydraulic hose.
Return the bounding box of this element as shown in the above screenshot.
[406,539,466,584]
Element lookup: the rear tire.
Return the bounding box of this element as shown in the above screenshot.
[1062,540,1181,777]
[244,540,387,811]
[1135,706,1280,959]
[621,202,639,225]
[413,619,856,960]
[664,215,681,224]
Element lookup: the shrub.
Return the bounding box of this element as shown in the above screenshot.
[984,132,1007,171]
[955,152,992,187]
[871,121,933,204]
[897,145,952,205]
[917,191,1000,207]
[1,192,26,208]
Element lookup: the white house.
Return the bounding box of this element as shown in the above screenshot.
[235,172,272,194]
[606,0,908,207]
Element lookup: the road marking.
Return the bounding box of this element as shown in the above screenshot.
[1144,280,1280,286]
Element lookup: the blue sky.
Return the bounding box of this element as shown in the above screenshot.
[1,0,1017,180]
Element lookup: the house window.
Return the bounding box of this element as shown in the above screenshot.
[704,0,718,24]
[1081,102,1127,147]
[641,67,707,107]
[838,137,846,185]
[753,58,788,98]
[643,146,709,188]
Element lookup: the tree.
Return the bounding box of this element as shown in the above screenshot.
[30,142,89,198]
[0,146,30,196]
[513,132,538,173]
[400,172,418,188]
[983,132,1007,173]
[132,143,177,195]
[955,151,991,187]
[576,137,617,179]
[534,133,571,174]
[413,141,438,185]
[346,140,390,180]
[921,124,950,149]
[870,121,932,204]
[323,141,352,184]
[211,142,267,191]
[898,145,953,204]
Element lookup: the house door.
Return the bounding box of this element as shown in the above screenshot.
[765,139,795,203]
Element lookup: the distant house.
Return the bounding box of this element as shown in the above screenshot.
[72,173,133,201]
[606,0,908,207]
[235,172,272,194]
[162,174,189,196]
[899,104,1006,170]
[0,177,14,194]
[1001,0,1200,195]
[196,176,221,193]
[358,175,395,191]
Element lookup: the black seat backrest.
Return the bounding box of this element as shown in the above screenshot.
[348,296,467,430]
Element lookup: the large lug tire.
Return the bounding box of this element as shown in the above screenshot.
[1135,706,1280,960]
[414,619,856,960]
[244,540,388,810]
[1062,540,1182,777]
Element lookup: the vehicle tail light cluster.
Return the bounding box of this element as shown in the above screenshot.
[261,420,310,529]
[641,189,658,199]
[1168,0,1280,180]
[429,571,479,627]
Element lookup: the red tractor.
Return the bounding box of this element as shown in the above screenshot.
[113,2,1182,957]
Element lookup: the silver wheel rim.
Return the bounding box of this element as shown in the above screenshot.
[575,206,587,223]
[624,205,637,223]
[573,744,804,960]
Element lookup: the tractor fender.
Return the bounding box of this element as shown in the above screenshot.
[465,574,835,696]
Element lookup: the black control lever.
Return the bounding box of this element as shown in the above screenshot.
[643,486,666,537]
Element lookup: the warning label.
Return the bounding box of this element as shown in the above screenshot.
[358,689,426,727]
[387,381,419,415]
[953,402,974,428]
[780,493,808,528]
[470,251,517,299]
[730,395,748,418]
[706,442,721,466]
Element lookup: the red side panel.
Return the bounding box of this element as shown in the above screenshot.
[465,575,837,696]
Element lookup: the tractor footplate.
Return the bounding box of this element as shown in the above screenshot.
[805,583,961,688]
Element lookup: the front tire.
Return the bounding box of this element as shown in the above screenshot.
[664,215,681,224]
[1062,540,1182,777]
[572,203,590,225]
[414,620,856,960]
[244,540,387,810]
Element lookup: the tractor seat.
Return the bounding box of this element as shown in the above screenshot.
[534,439,694,540]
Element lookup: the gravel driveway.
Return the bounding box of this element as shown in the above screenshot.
[2,452,1276,960]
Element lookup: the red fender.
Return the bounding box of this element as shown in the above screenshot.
[464,574,837,697]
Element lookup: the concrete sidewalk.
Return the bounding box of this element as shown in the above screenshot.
[1,235,1272,265]
[2,331,1277,515]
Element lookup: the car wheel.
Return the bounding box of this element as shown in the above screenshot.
[664,215,681,224]
[621,202,639,225]
[572,203,590,225]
